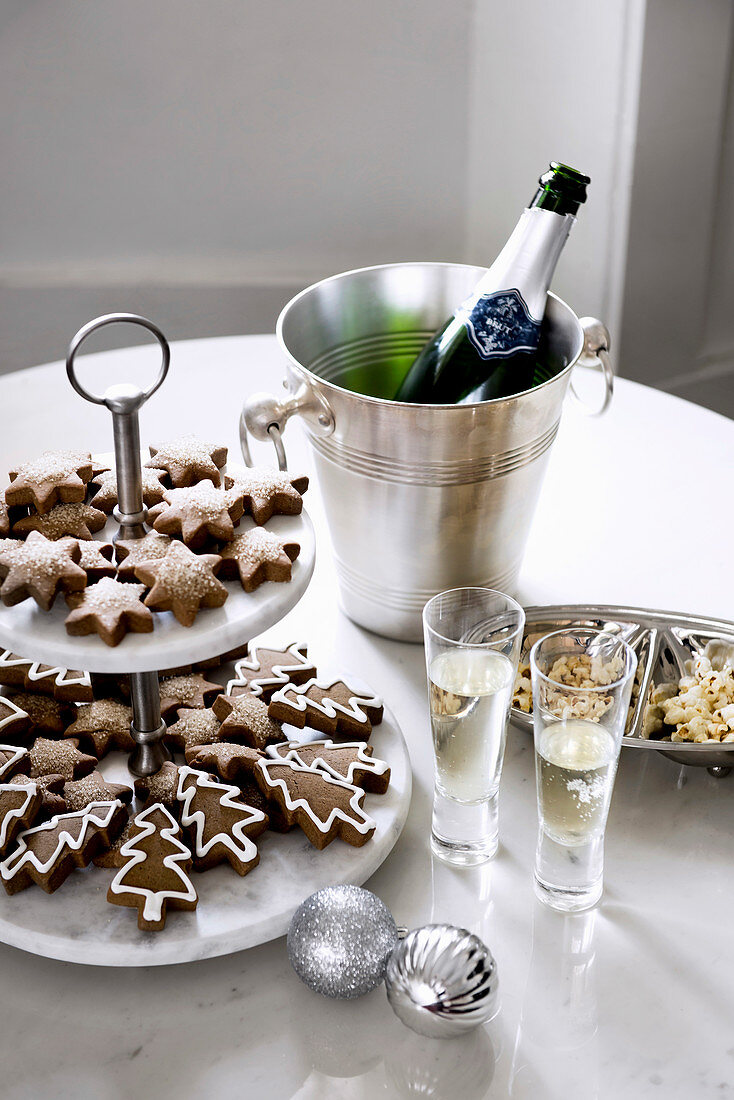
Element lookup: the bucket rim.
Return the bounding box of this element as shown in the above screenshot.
[276,261,585,410]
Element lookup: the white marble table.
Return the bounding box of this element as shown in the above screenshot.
[0,335,732,1100]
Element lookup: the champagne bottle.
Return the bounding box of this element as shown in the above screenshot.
[394,162,589,404]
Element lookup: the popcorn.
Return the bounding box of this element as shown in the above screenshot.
[644,644,734,744]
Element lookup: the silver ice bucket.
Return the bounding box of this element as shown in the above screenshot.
[242,262,612,642]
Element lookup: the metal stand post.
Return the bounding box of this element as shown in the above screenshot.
[66,313,172,776]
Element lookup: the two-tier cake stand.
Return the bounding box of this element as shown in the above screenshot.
[0,315,412,965]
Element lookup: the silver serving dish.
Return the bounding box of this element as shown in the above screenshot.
[512,604,734,774]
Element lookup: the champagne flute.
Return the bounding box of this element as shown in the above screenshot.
[423,588,524,865]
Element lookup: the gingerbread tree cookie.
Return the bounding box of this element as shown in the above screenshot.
[0,782,42,856]
[146,436,227,488]
[226,642,317,701]
[64,699,134,757]
[93,818,135,868]
[0,800,127,895]
[115,531,172,581]
[254,758,376,849]
[147,481,244,549]
[0,653,93,702]
[176,767,268,874]
[0,744,30,780]
[65,578,154,647]
[134,542,228,626]
[107,804,198,931]
[269,739,390,793]
[5,451,93,513]
[225,467,309,525]
[218,529,300,593]
[0,531,87,611]
[0,696,30,742]
[14,502,107,541]
[268,679,384,739]
[90,468,167,513]
[212,693,284,751]
[158,673,222,719]
[28,737,97,781]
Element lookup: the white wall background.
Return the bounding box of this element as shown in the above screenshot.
[1,0,734,417]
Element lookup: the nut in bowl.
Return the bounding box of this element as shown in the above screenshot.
[511,605,734,772]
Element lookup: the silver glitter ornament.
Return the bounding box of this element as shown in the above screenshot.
[287,884,399,999]
[385,924,499,1039]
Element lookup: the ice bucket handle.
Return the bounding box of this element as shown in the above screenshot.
[239,378,335,469]
[571,317,613,416]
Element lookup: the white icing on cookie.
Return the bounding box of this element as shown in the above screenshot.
[0,695,28,733]
[0,781,37,849]
[269,678,382,726]
[109,803,197,923]
[267,739,389,786]
[0,800,120,879]
[176,766,266,863]
[226,642,312,698]
[255,758,375,836]
[0,744,28,780]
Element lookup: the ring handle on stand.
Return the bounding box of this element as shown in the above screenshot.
[571,317,614,417]
[66,313,170,409]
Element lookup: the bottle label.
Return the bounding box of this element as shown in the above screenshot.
[460,288,541,360]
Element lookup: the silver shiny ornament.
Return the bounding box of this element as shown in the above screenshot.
[287,885,399,999]
[385,924,499,1039]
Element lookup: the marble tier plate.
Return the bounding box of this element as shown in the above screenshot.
[0,706,412,966]
[0,509,315,674]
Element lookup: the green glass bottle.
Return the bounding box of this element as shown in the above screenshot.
[394,163,590,404]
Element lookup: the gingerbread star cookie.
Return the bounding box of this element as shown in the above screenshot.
[134,761,183,814]
[146,436,228,488]
[7,693,72,738]
[64,699,135,757]
[147,481,244,549]
[13,502,107,541]
[114,531,172,581]
[0,531,87,610]
[1,800,127,895]
[158,673,223,720]
[165,708,223,755]
[107,804,198,931]
[268,679,384,740]
[176,767,268,874]
[225,467,309,525]
[254,758,375,849]
[89,468,167,513]
[185,742,264,777]
[5,451,94,514]
[63,771,133,813]
[226,642,317,701]
[11,772,66,819]
[0,782,42,856]
[212,693,285,751]
[269,739,391,793]
[28,737,97,781]
[65,578,154,647]
[92,818,135,868]
[218,529,300,593]
[134,542,228,627]
[75,540,116,582]
[0,496,11,538]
